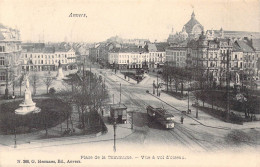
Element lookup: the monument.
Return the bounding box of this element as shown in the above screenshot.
[234,72,241,93]
[15,74,41,115]
[56,60,64,80]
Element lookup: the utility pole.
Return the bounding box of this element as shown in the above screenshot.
[13,104,17,148]
[119,83,121,106]
[131,111,134,129]
[5,64,9,99]
[153,80,155,94]
[113,120,117,152]
[195,47,200,119]
[188,80,190,112]
[12,73,15,97]
[166,61,169,92]
[226,46,231,120]
[113,94,114,104]
[157,72,159,96]
[83,58,86,93]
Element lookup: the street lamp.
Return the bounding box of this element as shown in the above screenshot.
[157,71,159,96]
[187,79,190,113]
[5,60,9,99]
[12,95,16,148]
[153,80,155,94]
[113,120,117,152]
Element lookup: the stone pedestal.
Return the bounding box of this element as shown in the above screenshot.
[15,75,41,115]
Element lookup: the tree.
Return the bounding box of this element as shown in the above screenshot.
[30,71,40,96]
[42,72,53,94]
[59,71,108,131]
[18,74,24,97]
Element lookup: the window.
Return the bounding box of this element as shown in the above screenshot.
[0,72,6,81]
[0,46,5,52]
[0,57,5,66]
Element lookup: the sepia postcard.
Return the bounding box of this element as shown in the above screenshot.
[0,0,260,166]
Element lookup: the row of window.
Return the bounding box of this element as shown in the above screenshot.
[166,51,186,57]
[23,54,74,59]
[33,59,69,65]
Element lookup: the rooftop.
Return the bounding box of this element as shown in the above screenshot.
[236,40,255,52]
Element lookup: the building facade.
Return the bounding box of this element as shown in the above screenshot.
[20,44,76,71]
[147,43,167,68]
[166,45,187,68]
[0,24,22,95]
[187,33,233,83]
[108,47,149,69]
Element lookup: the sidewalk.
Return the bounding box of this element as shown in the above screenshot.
[11,123,134,150]
[147,91,260,130]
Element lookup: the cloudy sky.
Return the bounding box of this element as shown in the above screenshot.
[0,0,259,43]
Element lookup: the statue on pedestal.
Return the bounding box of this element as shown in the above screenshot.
[234,72,241,94]
[15,73,41,115]
[56,60,64,80]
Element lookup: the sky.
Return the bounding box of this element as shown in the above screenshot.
[0,0,260,43]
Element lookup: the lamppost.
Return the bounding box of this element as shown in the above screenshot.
[127,60,130,81]
[113,120,117,152]
[12,95,16,148]
[153,80,155,94]
[157,71,159,96]
[5,61,9,99]
[119,83,121,106]
[187,79,191,113]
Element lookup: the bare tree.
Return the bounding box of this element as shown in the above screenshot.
[42,72,53,94]
[30,71,40,96]
[18,74,24,97]
[58,71,108,130]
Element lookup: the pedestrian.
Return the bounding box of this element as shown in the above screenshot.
[181,116,184,124]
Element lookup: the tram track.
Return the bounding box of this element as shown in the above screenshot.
[101,71,211,150]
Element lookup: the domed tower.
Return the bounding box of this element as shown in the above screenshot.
[184,11,204,39]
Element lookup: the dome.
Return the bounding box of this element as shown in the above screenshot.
[184,11,204,37]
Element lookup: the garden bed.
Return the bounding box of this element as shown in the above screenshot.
[194,90,260,114]
[0,98,71,135]
[192,104,248,124]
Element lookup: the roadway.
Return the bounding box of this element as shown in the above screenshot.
[93,67,247,152]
